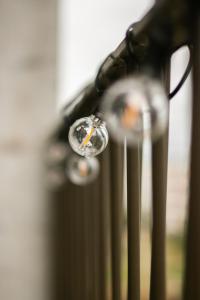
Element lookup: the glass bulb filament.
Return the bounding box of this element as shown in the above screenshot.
[68,115,109,157]
[121,103,140,129]
[80,126,95,150]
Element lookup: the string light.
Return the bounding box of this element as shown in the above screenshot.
[66,154,99,185]
[45,142,68,189]
[102,76,168,145]
[68,115,109,157]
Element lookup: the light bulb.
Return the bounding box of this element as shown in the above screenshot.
[102,76,169,145]
[45,143,68,190]
[46,142,68,165]
[66,154,99,185]
[68,115,109,157]
[46,168,66,189]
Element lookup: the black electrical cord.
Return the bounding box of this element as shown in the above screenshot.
[168,45,193,100]
[126,23,193,101]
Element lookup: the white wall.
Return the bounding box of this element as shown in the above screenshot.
[57,0,153,105]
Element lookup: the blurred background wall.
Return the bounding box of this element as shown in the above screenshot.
[0,0,57,299]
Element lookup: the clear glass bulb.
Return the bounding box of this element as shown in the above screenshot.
[102,76,169,145]
[66,154,99,185]
[45,143,68,190]
[46,142,68,165]
[46,167,67,190]
[68,115,109,157]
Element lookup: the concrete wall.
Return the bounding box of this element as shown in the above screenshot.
[0,1,57,299]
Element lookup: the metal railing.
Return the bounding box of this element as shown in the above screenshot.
[46,0,200,299]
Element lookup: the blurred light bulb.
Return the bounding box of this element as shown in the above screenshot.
[68,115,108,157]
[45,143,68,190]
[67,154,99,185]
[46,142,68,166]
[46,167,67,190]
[102,76,169,145]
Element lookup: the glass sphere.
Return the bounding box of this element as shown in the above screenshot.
[45,143,68,190]
[102,76,169,145]
[68,115,109,157]
[46,167,67,190]
[66,154,99,185]
[46,142,68,166]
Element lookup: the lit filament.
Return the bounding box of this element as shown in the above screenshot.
[121,104,139,129]
[80,127,95,149]
[78,160,89,177]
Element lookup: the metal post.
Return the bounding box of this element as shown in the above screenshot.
[98,148,111,300]
[127,146,142,300]
[82,186,92,300]
[183,11,200,300]
[68,183,78,300]
[150,64,170,300]
[109,140,123,300]
[93,178,101,300]
[74,186,84,300]
[52,185,67,300]
[85,184,96,300]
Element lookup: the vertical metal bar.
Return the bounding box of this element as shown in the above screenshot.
[53,180,94,300]
[109,140,123,300]
[52,185,66,300]
[63,183,72,300]
[68,182,100,300]
[150,133,168,300]
[63,182,96,300]
[84,185,95,300]
[52,181,76,300]
[82,186,90,300]
[98,148,110,300]
[68,183,78,300]
[69,184,89,300]
[183,13,200,300]
[81,186,90,300]
[75,186,85,300]
[66,184,75,300]
[82,184,93,300]
[150,64,170,300]
[93,178,101,300]
[65,183,83,300]
[79,186,87,300]
[149,0,170,294]
[127,145,142,300]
